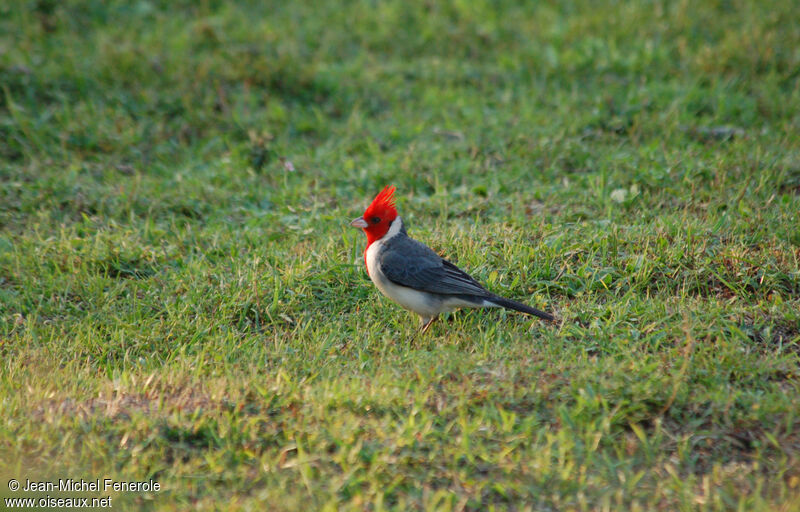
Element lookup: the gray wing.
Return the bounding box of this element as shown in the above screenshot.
[379,235,489,296]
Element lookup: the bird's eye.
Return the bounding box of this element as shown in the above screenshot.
[370,216,381,224]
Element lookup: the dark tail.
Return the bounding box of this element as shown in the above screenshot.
[487,295,555,321]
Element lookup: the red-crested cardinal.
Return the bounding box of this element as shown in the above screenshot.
[350,186,554,334]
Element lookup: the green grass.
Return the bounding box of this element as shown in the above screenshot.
[2,0,800,509]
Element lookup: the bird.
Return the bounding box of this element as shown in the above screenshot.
[350,185,555,335]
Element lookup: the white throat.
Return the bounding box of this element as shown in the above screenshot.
[384,216,403,240]
[365,216,402,278]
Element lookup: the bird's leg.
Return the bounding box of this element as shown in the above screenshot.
[420,316,438,335]
[409,315,438,343]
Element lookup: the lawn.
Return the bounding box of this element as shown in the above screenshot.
[1,0,799,510]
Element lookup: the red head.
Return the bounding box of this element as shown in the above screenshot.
[350,185,398,245]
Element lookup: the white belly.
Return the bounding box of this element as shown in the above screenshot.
[365,239,490,318]
[362,217,494,319]
[365,240,441,317]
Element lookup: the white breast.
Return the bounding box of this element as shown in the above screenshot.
[365,217,442,318]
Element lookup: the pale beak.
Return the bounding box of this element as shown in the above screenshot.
[350,217,368,229]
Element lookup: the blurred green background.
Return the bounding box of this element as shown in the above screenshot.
[1,0,799,510]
